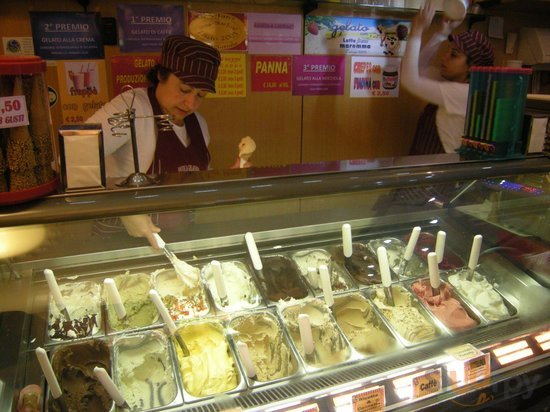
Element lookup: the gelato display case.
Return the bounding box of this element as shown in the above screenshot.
[1,154,549,412]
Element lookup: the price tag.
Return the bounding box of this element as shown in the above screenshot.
[0,95,29,129]
[446,343,490,384]
[464,353,490,383]
[332,385,385,412]
[412,369,442,399]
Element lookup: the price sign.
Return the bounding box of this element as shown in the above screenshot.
[412,369,442,399]
[332,385,385,412]
[446,344,490,385]
[0,96,29,129]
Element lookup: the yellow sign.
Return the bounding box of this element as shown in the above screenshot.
[332,385,384,412]
[412,369,442,399]
[56,60,109,124]
[209,53,246,98]
[188,12,247,51]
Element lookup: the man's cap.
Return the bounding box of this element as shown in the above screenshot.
[160,35,221,93]
[449,30,494,67]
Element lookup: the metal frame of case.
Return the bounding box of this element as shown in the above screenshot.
[1,154,549,412]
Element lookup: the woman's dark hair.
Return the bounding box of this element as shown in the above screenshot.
[146,64,172,85]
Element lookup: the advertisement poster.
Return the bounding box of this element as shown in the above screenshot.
[117,4,184,53]
[111,55,159,97]
[56,60,109,123]
[304,16,410,57]
[247,13,302,55]
[210,53,246,98]
[30,12,103,60]
[251,55,292,92]
[292,55,345,96]
[2,37,34,55]
[350,56,401,98]
[188,11,247,51]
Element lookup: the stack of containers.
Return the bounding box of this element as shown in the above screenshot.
[0,56,58,204]
[460,66,533,159]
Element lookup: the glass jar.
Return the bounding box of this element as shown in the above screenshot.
[0,56,58,204]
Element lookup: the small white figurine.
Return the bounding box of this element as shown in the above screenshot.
[231,136,256,168]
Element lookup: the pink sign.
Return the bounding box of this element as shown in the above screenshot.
[110,55,159,97]
[247,13,302,55]
[292,55,345,96]
[251,56,292,92]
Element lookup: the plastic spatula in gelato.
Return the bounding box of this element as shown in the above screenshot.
[298,313,316,363]
[468,234,483,279]
[149,289,190,356]
[104,278,127,321]
[153,233,199,289]
[245,232,263,271]
[435,231,447,264]
[93,367,130,410]
[307,267,319,288]
[211,260,228,307]
[35,347,69,412]
[377,246,394,306]
[44,269,70,321]
[319,265,334,308]
[398,226,421,276]
[236,341,257,380]
[428,252,441,296]
[342,223,353,259]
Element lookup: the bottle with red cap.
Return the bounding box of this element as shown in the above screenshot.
[0,56,58,204]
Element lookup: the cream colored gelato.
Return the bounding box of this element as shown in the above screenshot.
[448,270,510,321]
[174,321,239,397]
[201,261,261,312]
[292,249,350,292]
[333,293,398,355]
[230,312,296,382]
[371,285,437,343]
[115,332,177,409]
[281,299,350,367]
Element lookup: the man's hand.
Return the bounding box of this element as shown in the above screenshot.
[120,214,161,249]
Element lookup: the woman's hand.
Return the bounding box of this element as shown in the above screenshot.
[412,0,436,36]
[120,214,161,248]
[439,15,464,37]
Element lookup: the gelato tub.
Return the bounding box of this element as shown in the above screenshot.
[367,237,427,279]
[113,330,181,410]
[291,248,354,294]
[201,260,262,313]
[153,267,210,320]
[173,320,242,400]
[254,255,310,303]
[369,284,440,346]
[333,293,399,357]
[446,269,515,322]
[410,278,481,332]
[105,272,158,333]
[229,311,300,385]
[48,339,113,412]
[280,298,351,369]
[47,280,103,342]
[331,243,383,286]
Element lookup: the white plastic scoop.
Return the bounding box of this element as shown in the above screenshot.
[245,232,263,271]
[398,226,421,276]
[149,289,190,356]
[435,231,447,264]
[104,278,127,321]
[236,341,257,379]
[44,269,70,321]
[377,246,394,306]
[319,265,334,308]
[427,252,441,296]
[153,233,199,289]
[93,367,130,410]
[468,234,483,279]
[298,313,316,363]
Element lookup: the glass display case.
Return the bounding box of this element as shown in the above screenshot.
[1,154,549,412]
